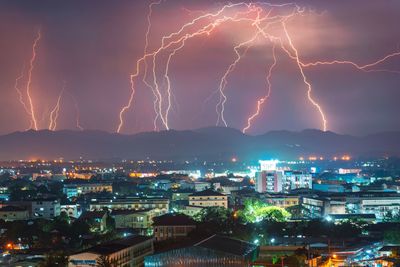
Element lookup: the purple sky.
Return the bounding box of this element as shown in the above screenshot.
[0,0,399,135]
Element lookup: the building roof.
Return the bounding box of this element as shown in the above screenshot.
[190,189,225,197]
[81,236,152,255]
[153,213,196,226]
[195,235,258,257]
[379,246,400,252]
[329,213,376,219]
[0,205,27,212]
[111,209,152,216]
[80,210,108,220]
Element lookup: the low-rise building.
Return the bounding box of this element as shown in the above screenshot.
[90,198,169,215]
[0,206,29,221]
[31,198,61,219]
[79,210,110,232]
[111,209,156,231]
[68,236,153,267]
[302,196,346,218]
[153,213,196,242]
[262,194,300,209]
[145,235,258,266]
[189,189,228,208]
[61,203,81,218]
[63,182,113,198]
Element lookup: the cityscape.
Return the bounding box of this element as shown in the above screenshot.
[1,0,400,267]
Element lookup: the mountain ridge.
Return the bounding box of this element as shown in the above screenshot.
[0,127,398,161]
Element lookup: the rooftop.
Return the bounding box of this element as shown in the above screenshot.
[190,189,225,197]
[0,205,27,212]
[153,213,196,226]
[196,235,258,257]
[81,236,152,255]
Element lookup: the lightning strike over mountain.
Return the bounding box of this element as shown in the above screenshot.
[243,43,277,133]
[25,28,41,131]
[112,0,400,133]
[49,82,65,131]
[14,63,32,129]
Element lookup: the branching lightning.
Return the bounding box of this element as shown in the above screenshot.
[14,63,33,129]
[243,43,277,133]
[26,28,41,131]
[115,1,400,134]
[49,82,66,131]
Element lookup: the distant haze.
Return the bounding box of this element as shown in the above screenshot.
[0,127,399,161]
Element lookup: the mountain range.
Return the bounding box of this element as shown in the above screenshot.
[0,127,399,161]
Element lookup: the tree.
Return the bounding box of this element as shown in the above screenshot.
[38,251,69,267]
[195,206,233,232]
[384,228,400,244]
[96,255,118,267]
[238,198,291,223]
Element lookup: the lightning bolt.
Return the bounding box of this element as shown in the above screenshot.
[300,52,400,73]
[49,82,66,131]
[243,43,277,133]
[142,0,163,131]
[117,2,259,133]
[14,63,34,129]
[281,19,328,131]
[116,2,400,134]
[71,94,84,131]
[26,28,41,131]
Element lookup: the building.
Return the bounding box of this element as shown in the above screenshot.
[69,236,153,267]
[145,235,259,266]
[111,209,156,231]
[262,194,300,209]
[60,203,81,218]
[153,213,196,241]
[346,193,400,220]
[79,210,111,232]
[179,205,203,218]
[189,189,228,208]
[302,196,346,218]
[63,182,113,198]
[90,198,169,215]
[256,170,312,193]
[0,206,29,221]
[31,198,61,219]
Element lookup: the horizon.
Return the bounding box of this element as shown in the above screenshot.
[2,126,400,138]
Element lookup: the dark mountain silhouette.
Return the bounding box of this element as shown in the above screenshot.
[0,127,398,161]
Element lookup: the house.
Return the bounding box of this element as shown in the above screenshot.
[189,189,228,208]
[153,213,196,242]
[31,198,61,219]
[111,209,156,232]
[69,236,153,267]
[379,245,400,257]
[79,210,111,232]
[0,206,29,221]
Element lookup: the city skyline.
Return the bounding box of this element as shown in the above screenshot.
[1,0,399,135]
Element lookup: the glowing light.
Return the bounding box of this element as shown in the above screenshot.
[14,63,32,128]
[69,93,84,131]
[49,82,66,131]
[26,28,41,131]
[115,2,400,134]
[243,43,277,133]
[282,20,327,131]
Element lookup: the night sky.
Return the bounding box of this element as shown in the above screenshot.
[0,0,399,135]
